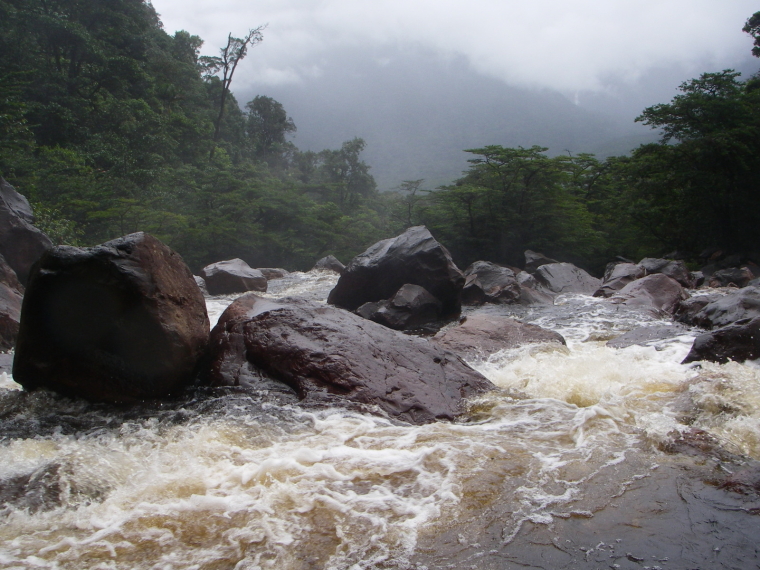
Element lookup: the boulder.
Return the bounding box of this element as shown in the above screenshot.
[0,253,23,350]
[13,233,210,402]
[356,284,442,330]
[432,314,565,360]
[609,273,688,315]
[257,267,289,280]
[638,258,693,288]
[594,262,645,298]
[461,261,520,305]
[312,255,345,273]
[674,293,724,325]
[202,294,494,424]
[524,250,559,273]
[534,262,601,295]
[682,317,760,364]
[708,267,755,288]
[514,272,555,305]
[328,226,465,318]
[194,275,208,295]
[201,258,267,295]
[684,286,760,329]
[0,177,53,285]
[607,325,690,349]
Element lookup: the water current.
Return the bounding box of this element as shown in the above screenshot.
[1,271,759,569]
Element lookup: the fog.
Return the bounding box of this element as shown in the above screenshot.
[152,0,759,189]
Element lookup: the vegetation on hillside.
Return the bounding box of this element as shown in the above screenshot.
[1,0,758,274]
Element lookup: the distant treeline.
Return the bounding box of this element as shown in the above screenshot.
[1,0,759,273]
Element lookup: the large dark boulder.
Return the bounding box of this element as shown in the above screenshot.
[202,294,494,424]
[524,250,558,274]
[461,261,520,306]
[682,317,760,364]
[609,274,688,315]
[356,283,442,331]
[684,286,760,329]
[515,272,555,305]
[534,262,601,295]
[708,267,755,288]
[0,177,53,285]
[312,255,345,273]
[13,233,210,402]
[432,314,565,360]
[0,253,23,350]
[594,262,645,298]
[638,258,693,288]
[201,258,267,295]
[328,226,465,317]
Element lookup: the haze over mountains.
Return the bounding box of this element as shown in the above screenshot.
[236,45,757,190]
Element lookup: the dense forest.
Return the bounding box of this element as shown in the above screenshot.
[1,0,759,274]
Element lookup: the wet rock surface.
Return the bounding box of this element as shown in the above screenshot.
[201,258,267,295]
[594,262,645,298]
[202,294,495,424]
[328,226,465,318]
[13,233,210,402]
[609,273,688,315]
[523,249,558,273]
[356,283,443,331]
[682,316,760,364]
[607,324,690,349]
[0,253,23,350]
[461,261,520,306]
[534,262,601,295]
[432,314,566,360]
[256,267,289,280]
[638,257,694,288]
[312,255,345,273]
[685,286,760,329]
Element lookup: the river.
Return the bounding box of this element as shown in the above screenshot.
[1,271,759,569]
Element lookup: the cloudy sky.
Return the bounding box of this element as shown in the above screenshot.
[151,0,758,95]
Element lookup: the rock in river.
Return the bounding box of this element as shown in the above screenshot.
[202,294,495,424]
[13,233,210,402]
[201,258,267,295]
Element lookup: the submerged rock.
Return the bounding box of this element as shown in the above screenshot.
[432,314,566,360]
[13,233,210,402]
[534,262,601,295]
[328,226,465,318]
[201,258,267,295]
[0,177,52,285]
[202,294,494,424]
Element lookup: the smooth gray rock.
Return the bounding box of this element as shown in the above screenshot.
[686,287,760,329]
[594,262,645,298]
[534,263,601,295]
[609,274,688,316]
[462,261,520,305]
[312,255,345,273]
[639,258,693,288]
[201,258,267,295]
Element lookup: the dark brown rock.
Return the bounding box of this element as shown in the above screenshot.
[202,294,494,424]
[312,255,345,273]
[682,317,760,364]
[257,267,289,280]
[609,274,688,315]
[356,283,443,330]
[638,258,694,288]
[461,261,520,306]
[0,177,53,285]
[0,253,23,350]
[328,226,465,318]
[524,250,558,273]
[534,262,601,295]
[594,262,645,298]
[13,233,210,402]
[686,286,760,329]
[201,258,267,295]
[432,314,566,360]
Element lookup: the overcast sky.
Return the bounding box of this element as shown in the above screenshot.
[151,0,758,95]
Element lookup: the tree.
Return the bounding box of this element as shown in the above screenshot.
[201,26,265,158]
[245,95,296,165]
[744,11,760,58]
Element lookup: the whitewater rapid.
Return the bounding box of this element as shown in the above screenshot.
[1,271,759,569]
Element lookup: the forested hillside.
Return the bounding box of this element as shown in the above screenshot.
[1,0,759,273]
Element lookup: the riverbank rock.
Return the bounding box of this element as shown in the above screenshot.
[13,233,210,402]
[312,255,345,273]
[202,294,494,424]
[201,259,267,295]
[461,261,520,305]
[524,250,558,273]
[356,284,442,331]
[639,258,693,288]
[534,262,601,295]
[432,314,566,360]
[682,317,760,364]
[0,254,23,350]
[594,262,645,298]
[609,274,688,315]
[328,226,465,318]
[680,286,760,329]
[0,177,52,285]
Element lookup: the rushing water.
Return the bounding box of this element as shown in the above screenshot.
[1,272,759,570]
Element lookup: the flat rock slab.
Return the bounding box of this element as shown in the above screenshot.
[607,325,690,349]
[203,294,495,424]
[13,233,210,402]
[432,314,566,360]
